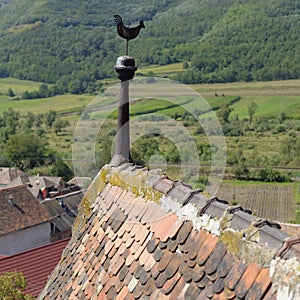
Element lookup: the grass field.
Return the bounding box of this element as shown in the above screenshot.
[0,76,299,222]
[138,62,187,77]
[0,77,40,94]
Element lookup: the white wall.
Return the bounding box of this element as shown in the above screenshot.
[0,222,51,256]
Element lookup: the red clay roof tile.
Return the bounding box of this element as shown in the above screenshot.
[223,286,236,299]
[156,272,168,288]
[177,220,193,244]
[197,274,210,289]
[152,177,174,194]
[143,276,156,296]
[224,259,248,290]
[192,264,205,283]
[167,237,178,252]
[213,277,225,294]
[245,268,271,300]
[162,272,181,295]
[157,249,173,272]
[185,281,202,299]
[165,253,181,279]
[133,281,144,298]
[235,262,261,299]
[116,285,129,300]
[169,276,186,300]
[205,241,227,275]
[205,281,215,298]
[154,213,178,242]
[143,252,156,272]
[179,262,194,283]
[196,231,219,266]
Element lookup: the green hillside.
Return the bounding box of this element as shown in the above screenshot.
[0,0,299,92]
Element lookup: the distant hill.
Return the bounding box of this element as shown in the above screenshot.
[0,0,299,92]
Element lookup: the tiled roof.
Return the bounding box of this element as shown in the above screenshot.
[68,176,92,188]
[0,185,52,236]
[0,238,70,297]
[39,165,300,299]
[42,190,83,233]
[0,167,25,185]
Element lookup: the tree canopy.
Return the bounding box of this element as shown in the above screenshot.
[0,0,299,90]
[0,272,34,300]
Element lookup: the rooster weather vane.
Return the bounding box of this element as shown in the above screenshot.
[114,15,145,55]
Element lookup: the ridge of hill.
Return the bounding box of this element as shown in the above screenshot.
[0,0,299,92]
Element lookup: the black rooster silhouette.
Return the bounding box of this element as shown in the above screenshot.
[114,15,145,55]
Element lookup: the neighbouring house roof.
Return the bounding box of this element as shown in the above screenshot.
[8,175,62,199]
[43,176,64,188]
[0,185,52,236]
[41,190,84,234]
[0,238,70,297]
[68,176,92,188]
[0,167,25,186]
[39,165,300,299]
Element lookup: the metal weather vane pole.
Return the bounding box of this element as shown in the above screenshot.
[110,15,145,167]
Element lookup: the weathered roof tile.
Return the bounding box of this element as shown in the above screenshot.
[245,268,271,300]
[224,259,248,290]
[185,281,202,299]
[205,241,227,275]
[235,262,261,299]
[196,231,219,265]
[161,272,181,295]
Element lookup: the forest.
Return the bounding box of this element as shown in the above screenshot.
[0,0,299,92]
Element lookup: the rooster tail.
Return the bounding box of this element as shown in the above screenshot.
[114,15,123,25]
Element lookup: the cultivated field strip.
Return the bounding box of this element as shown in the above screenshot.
[216,183,295,223]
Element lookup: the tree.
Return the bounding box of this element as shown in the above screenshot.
[3,132,48,170]
[0,271,34,300]
[217,104,234,123]
[53,118,70,135]
[8,88,15,97]
[44,111,57,128]
[247,101,258,124]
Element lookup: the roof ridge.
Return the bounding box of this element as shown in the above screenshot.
[76,164,299,263]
